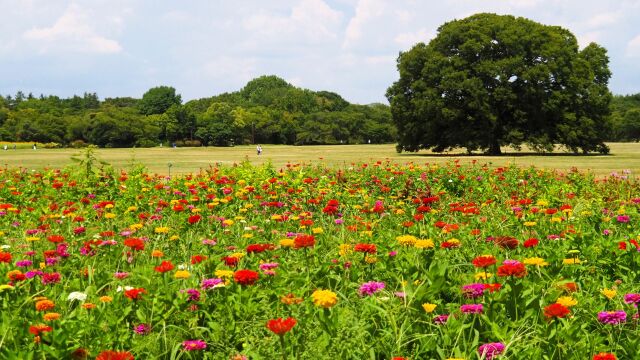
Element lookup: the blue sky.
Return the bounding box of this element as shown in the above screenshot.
[1,0,639,104]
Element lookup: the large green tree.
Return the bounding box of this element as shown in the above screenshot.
[139,86,182,115]
[386,13,612,154]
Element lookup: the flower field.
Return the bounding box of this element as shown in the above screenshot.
[0,161,638,359]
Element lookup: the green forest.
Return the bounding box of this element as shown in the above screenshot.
[0,75,396,148]
[0,74,639,149]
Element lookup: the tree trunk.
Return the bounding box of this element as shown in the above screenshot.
[487,140,502,155]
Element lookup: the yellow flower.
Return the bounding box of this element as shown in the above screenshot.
[338,244,352,257]
[396,235,417,246]
[414,239,435,249]
[43,312,60,321]
[215,270,234,278]
[222,219,234,226]
[230,252,245,259]
[394,209,405,215]
[550,217,562,223]
[312,289,338,308]
[312,227,324,234]
[104,213,116,219]
[280,239,294,248]
[365,255,378,264]
[556,296,577,307]
[241,233,254,238]
[0,284,14,292]
[105,204,114,209]
[563,258,582,265]
[271,215,283,221]
[155,227,170,234]
[523,221,536,227]
[169,235,179,241]
[26,237,41,242]
[536,200,549,207]
[474,272,493,280]
[601,288,617,300]
[130,223,144,230]
[127,206,137,212]
[174,270,191,279]
[99,296,113,303]
[422,303,437,313]
[523,257,549,267]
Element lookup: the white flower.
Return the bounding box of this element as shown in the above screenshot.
[116,286,133,292]
[67,292,87,302]
[1,245,11,249]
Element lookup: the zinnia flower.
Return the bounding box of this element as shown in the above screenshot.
[544,303,570,319]
[154,260,174,273]
[462,283,485,298]
[433,314,449,325]
[497,260,527,278]
[124,288,147,301]
[598,311,626,325]
[358,281,385,296]
[35,300,55,312]
[472,255,496,268]
[234,269,259,285]
[293,234,315,249]
[266,317,297,335]
[182,340,207,351]
[422,303,437,313]
[312,289,338,308]
[593,353,617,360]
[623,293,640,305]
[460,304,483,314]
[478,342,505,360]
[95,350,135,360]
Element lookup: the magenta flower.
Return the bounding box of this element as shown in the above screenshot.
[478,342,505,359]
[182,340,207,351]
[15,260,33,268]
[134,324,150,335]
[41,272,61,285]
[201,278,224,290]
[433,314,449,325]
[617,215,630,223]
[259,263,279,271]
[114,272,130,279]
[624,293,640,305]
[598,311,627,325]
[462,283,485,298]
[460,304,483,314]
[359,281,385,296]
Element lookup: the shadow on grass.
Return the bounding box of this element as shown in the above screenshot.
[399,151,613,158]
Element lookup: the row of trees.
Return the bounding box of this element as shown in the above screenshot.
[0,76,396,148]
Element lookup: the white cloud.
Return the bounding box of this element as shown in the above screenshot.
[577,31,602,49]
[394,28,433,48]
[585,12,620,28]
[626,34,640,58]
[343,0,386,48]
[243,0,342,43]
[202,56,258,84]
[23,4,122,54]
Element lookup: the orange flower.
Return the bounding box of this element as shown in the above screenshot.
[82,303,96,309]
[35,300,55,312]
[43,312,61,321]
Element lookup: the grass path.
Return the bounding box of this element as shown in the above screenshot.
[0,143,638,177]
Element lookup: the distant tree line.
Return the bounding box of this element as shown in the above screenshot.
[0,75,396,148]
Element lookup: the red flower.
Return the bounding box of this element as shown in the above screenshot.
[223,256,239,267]
[544,303,570,319]
[494,236,519,249]
[246,244,274,254]
[354,243,377,254]
[593,353,617,360]
[47,235,65,243]
[154,261,174,273]
[190,255,207,264]
[124,288,147,301]
[293,235,315,249]
[29,324,52,336]
[187,215,202,224]
[123,238,145,251]
[484,283,502,293]
[472,255,496,268]
[497,263,527,278]
[95,350,135,360]
[234,269,259,286]
[0,251,11,263]
[523,238,539,248]
[266,317,297,335]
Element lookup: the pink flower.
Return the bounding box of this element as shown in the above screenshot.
[182,340,207,351]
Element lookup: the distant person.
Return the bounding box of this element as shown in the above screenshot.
[33,144,37,150]
[3,145,7,150]
[172,143,177,148]
[13,144,16,150]
[256,145,262,155]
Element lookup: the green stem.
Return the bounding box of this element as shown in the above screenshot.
[279,334,287,360]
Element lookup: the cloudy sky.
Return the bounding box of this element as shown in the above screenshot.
[1,0,639,104]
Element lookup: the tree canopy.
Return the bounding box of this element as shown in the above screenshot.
[386,13,613,154]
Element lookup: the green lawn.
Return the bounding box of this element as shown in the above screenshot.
[0,143,638,177]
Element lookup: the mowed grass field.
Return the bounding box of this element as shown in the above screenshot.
[0,143,639,177]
